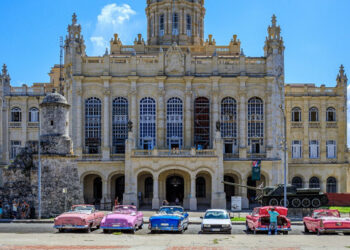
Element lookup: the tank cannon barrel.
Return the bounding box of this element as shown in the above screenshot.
[221,181,263,191]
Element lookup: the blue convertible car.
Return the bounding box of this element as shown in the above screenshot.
[149,206,189,233]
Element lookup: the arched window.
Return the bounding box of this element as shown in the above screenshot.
[221,97,237,154]
[196,177,206,198]
[29,107,39,122]
[292,176,303,188]
[326,107,336,122]
[309,107,319,122]
[11,107,22,122]
[85,97,101,154]
[326,177,337,193]
[140,97,156,149]
[144,177,153,198]
[159,14,165,36]
[194,97,210,149]
[309,176,320,189]
[112,97,128,154]
[172,13,179,35]
[167,97,183,149]
[186,14,192,36]
[248,97,264,154]
[291,107,301,122]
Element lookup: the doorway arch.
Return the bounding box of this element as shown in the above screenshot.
[166,175,184,204]
[83,174,103,205]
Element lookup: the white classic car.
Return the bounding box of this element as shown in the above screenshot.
[201,209,232,234]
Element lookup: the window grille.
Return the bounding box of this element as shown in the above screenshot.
[309,140,319,159]
[291,107,301,122]
[11,107,22,122]
[29,107,39,122]
[186,14,192,36]
[159,14,165,36]
[139,97,156,149]
[248,97,264,152]
[221,97,237,153]
[172,13,179,35]
[326,107,336,122]
[112,97,128,154]
[166,97,183,148]
[194,97,210,149]
[85,97,101,154]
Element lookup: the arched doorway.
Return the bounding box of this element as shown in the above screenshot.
[83,174,103,205]
[166,175,184,204]
[137,172,154,208]
[115,176,125,203]
[247,175,266,208]
[196,171,212,209]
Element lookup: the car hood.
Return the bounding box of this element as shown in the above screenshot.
[320,217,350,222]
[57,212,90,219]
[150,214,184,220]
[202,219,231,225]
[105,213,135,221]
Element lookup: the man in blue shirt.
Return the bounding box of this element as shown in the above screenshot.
[268,207,279,235]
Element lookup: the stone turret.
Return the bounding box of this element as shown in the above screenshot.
[0,64,11,96]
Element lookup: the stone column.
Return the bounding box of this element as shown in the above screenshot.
[152,173,160,209]
[74,77,83,156]
[2,98,9,162]
[102,177,111,210]
[211,77,220,149]
[238,77,248,158]
[157,77,166,148]
[128,77,139,148]
[189,174,197,210]
[184,77,193,148]
[264,77,274,158]
[102,76,111,160]
[320,98,326,161]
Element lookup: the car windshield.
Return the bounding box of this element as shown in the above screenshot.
[204,211,229,219]
[72,206,94,214]
[314,211,340,218]
[159,207,184,214]
[114,206,136,214]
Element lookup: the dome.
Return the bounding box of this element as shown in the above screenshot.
[41,89,68,106]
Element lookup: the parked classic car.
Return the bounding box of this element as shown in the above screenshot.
[246,206,291,234]
[201,209,232,234]
[100,205,143,233]
[303,209,350,235]
[53,205,104,233]
[149,206,189,233]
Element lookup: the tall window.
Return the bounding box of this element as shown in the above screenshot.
[140,97,156,149]
[326,140,336,159]
[309,176,320,188]
[172,13,179,35]
[29,107,39,122]
[85,97,101,154]
[194,97,210,149]
[186,14,192,36]
[248,97,264,154]
[196,177,206,198]
[112,97,128,154]
[326,107,336,122]
[11,107,22,122]
[326,177,337,193]
[159,14,165,36]
[291,107,301,122]
[292,176,303,188]
[309,107,319,122]
[221,97,237,154]
[167,97,183,149]
[292,140,302,159]
[10,141,21,159]
[309,140,319,159]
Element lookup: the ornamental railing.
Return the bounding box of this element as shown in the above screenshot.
[9,122,22,128]
[132,148,216,157]
[291,122,303,128]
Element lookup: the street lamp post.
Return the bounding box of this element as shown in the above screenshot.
[279,104,287,208]
[36,97,42,219]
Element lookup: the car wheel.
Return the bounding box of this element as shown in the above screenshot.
[85,225,91,233]
[304,223,309,233]
[96,225,100,230]
[283,231,288,235]
[317,229,321,236]
[58,229,64,233]
[103,229,110,234]
[138,223,143,230]
[226,229,231,234]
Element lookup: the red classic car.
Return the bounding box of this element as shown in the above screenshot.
[54,205,105,233]
[246,206,291,234]
[303,209,350,235]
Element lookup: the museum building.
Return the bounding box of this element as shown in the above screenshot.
[0,0,349,210]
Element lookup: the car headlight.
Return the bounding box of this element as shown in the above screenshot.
[222,224,230,228]
[203,224,211,228]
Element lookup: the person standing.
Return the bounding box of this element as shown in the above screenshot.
[12,200,18,219]
[268,207,279,235]
[0,202,3,219]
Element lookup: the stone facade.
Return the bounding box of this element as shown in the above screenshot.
[0,0,349,211]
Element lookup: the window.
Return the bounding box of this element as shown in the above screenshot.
[309,140,319,159]
[291,107,301,122]
[326,140,336,159]
[326,107,336,122]
[85,97,101,154]
[10,141,21,159]
[292,140,302,159]
[139,97,156,149]
[221,97,237,153]
[196,177,206,198]
[172,13,179,35]
[11,107,22,122]
[248,97,264,153]
[144,177,153,198]
[167,97,183,149]
[309,176,320,188]
[27,140,38,153]
[326,177,337,193]
[194,97,210,149]
[159,14,165,36]
[112,97,128,154]
[292,177,303,188]
[29,107,39,122]
[309,107,318,122]
[186,14,192,36]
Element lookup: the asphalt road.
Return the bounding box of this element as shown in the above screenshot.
[0,223,305,235]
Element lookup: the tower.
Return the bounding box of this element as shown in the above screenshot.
[146,0,205,46]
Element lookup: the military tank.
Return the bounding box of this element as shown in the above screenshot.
[222,181,328,208]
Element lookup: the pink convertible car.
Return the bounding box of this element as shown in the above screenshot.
[54,205,105,233]
[101,205,143,233]
[304,209,350,235]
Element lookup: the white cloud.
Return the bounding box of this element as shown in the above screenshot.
[89,3,137,55]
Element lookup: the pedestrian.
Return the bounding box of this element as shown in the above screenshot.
[0,201,3,219]
[114,197,119,207]
[162,200,169,206]
[21,201,29,219]
[268,207,280,235]
[12,200,18,219]
[175,197,179,205]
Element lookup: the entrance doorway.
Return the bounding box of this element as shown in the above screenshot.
[166,175,184,204]
[115,176,125,203]
[247,175,265,208]
[93,177,102,204]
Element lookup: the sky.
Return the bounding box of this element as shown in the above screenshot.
[0,0,349,141]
